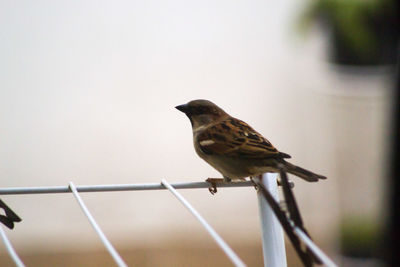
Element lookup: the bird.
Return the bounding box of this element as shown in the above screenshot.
[0,199,22,229]
[175,99,326,183]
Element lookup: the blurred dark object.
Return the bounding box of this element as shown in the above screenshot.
[339,217,380,258]
[385,43,400,266]
[0,199,22,229]
[300,0,397,66]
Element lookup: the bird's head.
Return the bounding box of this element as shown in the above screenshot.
[175,99,228,130]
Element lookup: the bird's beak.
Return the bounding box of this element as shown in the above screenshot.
[175,104,189,114]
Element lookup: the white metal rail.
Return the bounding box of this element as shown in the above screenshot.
[293,227,337,267]
[161,179,246,267]
[69,182,128,267]
[256,173,287,267]
[0,181,253,195]
[0,180,337,267]
[0,226,25,267]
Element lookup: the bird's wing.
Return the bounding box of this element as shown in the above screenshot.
[196,118,291,159]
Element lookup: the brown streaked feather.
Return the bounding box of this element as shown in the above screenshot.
[197,118,291,159]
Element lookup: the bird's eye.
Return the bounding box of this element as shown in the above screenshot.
[192,106,207,115]
[190,105,217,115]
[200,107,208,114]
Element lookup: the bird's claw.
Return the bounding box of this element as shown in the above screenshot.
[249,177,259,191]
[208,184,217,194]
[277,179,295,189]
[206,178,224,195]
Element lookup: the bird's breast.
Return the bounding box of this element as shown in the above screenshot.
[193,140,253,179]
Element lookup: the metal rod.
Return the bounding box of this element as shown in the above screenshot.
[0,179,337,266]
[255,176,312,266]
[68,182,128,267]
[161,179,247,267]
[0,181,254,195]
[293,227,337,267]
[0,226,25,267]
[256,173,287,267]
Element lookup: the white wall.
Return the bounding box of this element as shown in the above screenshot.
[0,0,391,254]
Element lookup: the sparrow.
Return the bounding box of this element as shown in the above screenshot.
[176,99,326,183]
[0,199,22,229]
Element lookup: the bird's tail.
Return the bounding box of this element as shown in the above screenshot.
[283,161,327,182]
[0,199,22,229]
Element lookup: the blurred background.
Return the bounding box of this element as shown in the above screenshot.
[0,0,397,266]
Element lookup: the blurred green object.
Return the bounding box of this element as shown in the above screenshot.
[299,0,397,66]
[339,217,381,258]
